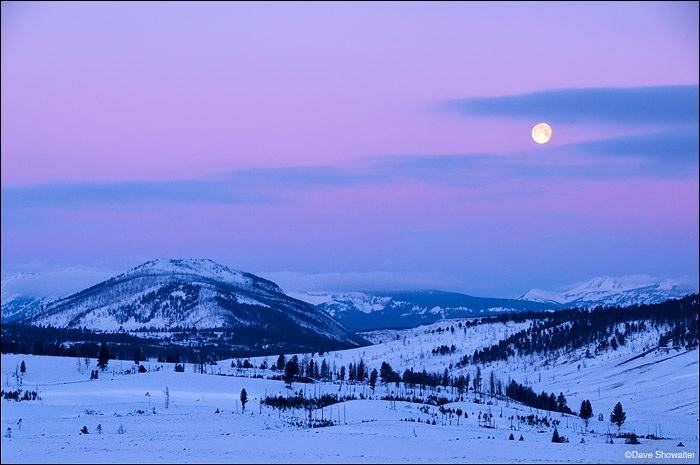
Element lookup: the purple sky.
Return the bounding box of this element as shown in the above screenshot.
[2,1,698,296]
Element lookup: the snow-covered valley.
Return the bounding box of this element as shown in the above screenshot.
[2,310,698,463]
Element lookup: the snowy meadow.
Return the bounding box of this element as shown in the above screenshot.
[2,315,698,464]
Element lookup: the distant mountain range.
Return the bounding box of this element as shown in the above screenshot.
[292,276,698,330]
[290,290,555,331]
[8,259,367,353]
[517,276,698,309]
[3,263,696,335]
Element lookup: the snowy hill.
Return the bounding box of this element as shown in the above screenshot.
[1,295,698,463]
[519,276,698,308]
[1,268,117,323]
[23,259,367,353]
[291,290,556,331]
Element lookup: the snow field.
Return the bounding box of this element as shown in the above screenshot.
[2,334,698,463]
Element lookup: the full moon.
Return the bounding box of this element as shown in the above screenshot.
[532,122,552,144]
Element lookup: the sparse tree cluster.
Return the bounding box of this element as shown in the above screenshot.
[505,380,573,414]
[579,400,593,427]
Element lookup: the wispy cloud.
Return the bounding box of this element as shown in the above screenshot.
[441,85,699,125]
[371,127,699,185]
[563,127,699,163]
[0,180,281,210]
[221,165,389,187]
[2,127,697,212]
[260,270,470,293]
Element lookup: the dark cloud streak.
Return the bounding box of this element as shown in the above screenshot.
[442,85,699,124]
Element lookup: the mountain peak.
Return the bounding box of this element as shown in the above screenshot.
[22,259,366,352]
[129,258,239,277]
[519,275,698,308]
[119,258,279,291]
[567,276,628,294]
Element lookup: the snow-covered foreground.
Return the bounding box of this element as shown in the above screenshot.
[1,347,697,464]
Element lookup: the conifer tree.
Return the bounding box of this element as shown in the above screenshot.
[284,360,298,387]
[321,359,329,381]
[357,359,365,383]
[551,427,561,443]
[380,362,394,385]
[557,392,567,412]
[240,388,248,412]
[579,400,593,427]
[473,367,482,396]
[610,402,626,429]
[97,343,110,371]
[276,354,285,371]
[369,369,378,392]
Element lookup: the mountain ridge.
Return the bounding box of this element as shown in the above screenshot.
[292,289,557,331]
[22,259,367,353]
[518,275,698,308]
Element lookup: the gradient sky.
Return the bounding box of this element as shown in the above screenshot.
[2,1,698,296]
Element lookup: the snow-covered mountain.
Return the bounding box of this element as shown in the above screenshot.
[518,276,698,308]
[290,290,556,331]
[1,268,117,323]
[24,259,367,352]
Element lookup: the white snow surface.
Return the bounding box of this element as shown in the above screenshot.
[289,291,393,315]
[2,315,698,463]
[519,276,698,308]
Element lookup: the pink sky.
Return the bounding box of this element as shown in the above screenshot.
[1,2,698,295]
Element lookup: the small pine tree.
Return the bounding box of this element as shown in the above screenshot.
[369,369,378,392]
[610,402,626,429]
[509,433,515,440]
[240,388,248,412]
[276,354,285,371]
[557,392,567,412]
[96,424,102,434]
[97,343,110,371]
[551,428,561,443]
[284,361,297,386]
[20,361,26,374]
[80,426,89,434]
[519,434,524,441]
